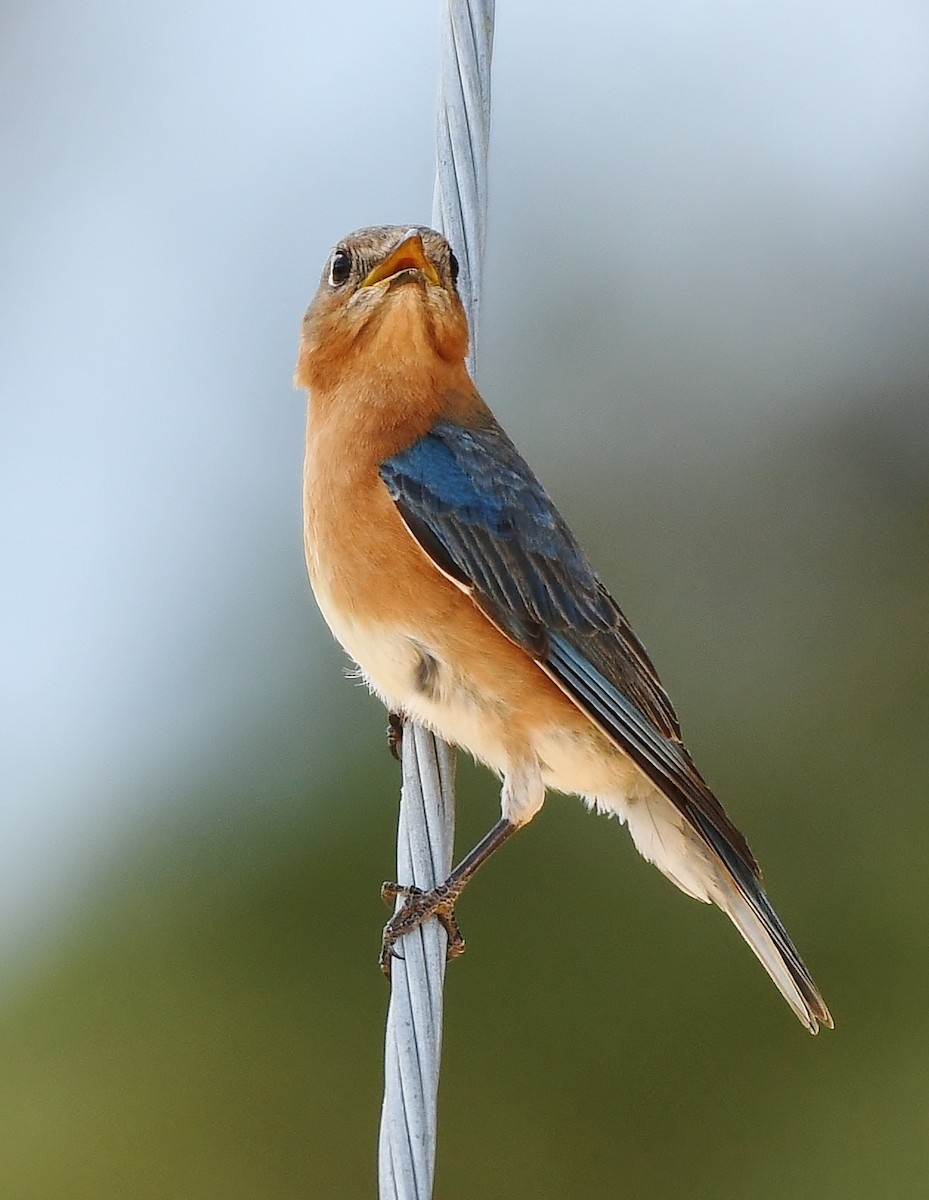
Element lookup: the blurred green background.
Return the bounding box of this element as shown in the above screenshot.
[2,2,928,1196]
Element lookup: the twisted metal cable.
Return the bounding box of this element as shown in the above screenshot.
[433,0,495,370]
[378,3,495,1197]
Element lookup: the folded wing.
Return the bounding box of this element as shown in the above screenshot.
[379,417,758,875]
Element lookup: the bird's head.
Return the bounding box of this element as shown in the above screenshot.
[295,226,469,392]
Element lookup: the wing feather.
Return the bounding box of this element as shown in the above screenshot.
[380,418,759,878]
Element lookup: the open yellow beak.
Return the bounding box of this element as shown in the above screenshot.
[360,231,441,288]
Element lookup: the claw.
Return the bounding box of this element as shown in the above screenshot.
[386,712,404,761]
[381,880,412,906]
[379,941,407,979]
[379,880,466,978]
[377,820,518,980]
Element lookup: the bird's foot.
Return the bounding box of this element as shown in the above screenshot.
[386,711,404,761]
[379,880,466,978]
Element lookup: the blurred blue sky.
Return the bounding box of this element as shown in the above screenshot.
[1,0,927,960]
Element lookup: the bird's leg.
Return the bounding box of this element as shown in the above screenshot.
[386,711,404,761]
[379,817,518,977]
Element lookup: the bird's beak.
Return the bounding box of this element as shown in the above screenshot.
[360,232,441,288]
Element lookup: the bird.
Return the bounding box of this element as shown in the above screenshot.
[296,223,832,1034]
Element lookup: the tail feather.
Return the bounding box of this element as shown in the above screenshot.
[690,809,833,1034]
[616,790,832,1032]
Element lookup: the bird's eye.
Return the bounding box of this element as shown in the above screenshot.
[448,251,460,284]
[329,248,352,286]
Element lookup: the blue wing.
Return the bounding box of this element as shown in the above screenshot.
[379,418,759,878]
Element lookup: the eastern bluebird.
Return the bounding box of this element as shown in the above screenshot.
[296,225,832,1033]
